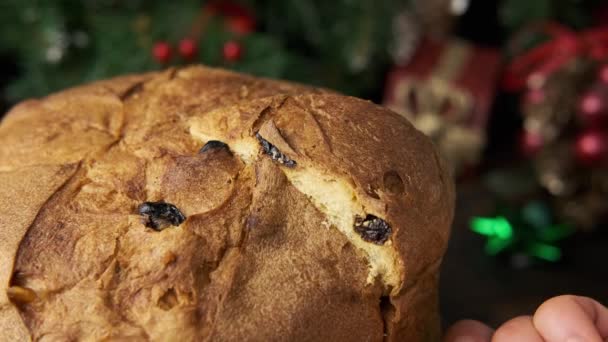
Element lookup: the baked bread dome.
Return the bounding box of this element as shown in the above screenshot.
[0,66,454,341]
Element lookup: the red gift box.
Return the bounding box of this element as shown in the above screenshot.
[384,38,502,174]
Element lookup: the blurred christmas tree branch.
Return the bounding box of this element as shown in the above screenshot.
[0,0,407,102]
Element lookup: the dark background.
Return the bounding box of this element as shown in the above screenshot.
[438,0,608,327]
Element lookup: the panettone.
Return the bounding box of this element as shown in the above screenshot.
[0,66,454,341]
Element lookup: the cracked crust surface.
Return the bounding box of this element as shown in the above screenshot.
[0,66,454,341]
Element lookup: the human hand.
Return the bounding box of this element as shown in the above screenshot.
[443,295,608,342]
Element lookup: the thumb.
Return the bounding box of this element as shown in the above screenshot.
[533,295,608,342]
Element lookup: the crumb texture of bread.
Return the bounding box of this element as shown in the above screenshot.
[0,66,454,341]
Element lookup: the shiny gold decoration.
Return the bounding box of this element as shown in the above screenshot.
[535,143,578,197]
[524,59,607,230]
[523,60,590,144]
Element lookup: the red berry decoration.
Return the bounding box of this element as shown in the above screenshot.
[223,40,243,62]
[520,130,544,157]
[575,130,608,165]
[523,88,545,106]
[152,41,172,64]
[577,89,608,125]
[599,64,608,84]
[178,38,198,60]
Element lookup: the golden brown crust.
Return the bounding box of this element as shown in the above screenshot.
[0,65,453,341]
[0,164,80,342]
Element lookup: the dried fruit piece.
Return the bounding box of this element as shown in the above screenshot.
[162,251,177,265]
[256,133,297,167]
[354,215,392,245]
[199,140,229,154]
[120,82,144,101]
[7,286,37,304]
[138,201,186,231]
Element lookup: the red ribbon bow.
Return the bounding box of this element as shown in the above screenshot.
[503,23,608,91]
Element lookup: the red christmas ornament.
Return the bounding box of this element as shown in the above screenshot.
[523,88,546,106]
[577,89,608,125]
[152,41,172,64]
[520,130,544,157]
[226,15,255,35]
[222,40,243,62]
[178,38,198,60]
[598,64,608,84]
[575,130,608,165]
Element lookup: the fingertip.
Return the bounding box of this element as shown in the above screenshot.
[533,295,607,342]
[444,319,493,342]
[492,316,543,342]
